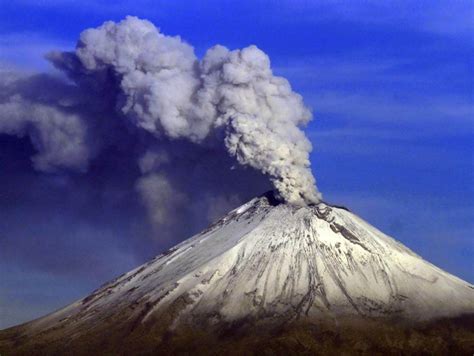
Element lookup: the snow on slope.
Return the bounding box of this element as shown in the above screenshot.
[27,192,474,333]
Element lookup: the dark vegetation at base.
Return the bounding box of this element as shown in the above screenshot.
[1,314,473,355]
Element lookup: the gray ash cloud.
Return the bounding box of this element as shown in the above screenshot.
[0,16,320,240]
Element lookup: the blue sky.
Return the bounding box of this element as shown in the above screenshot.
[0,0,473,328]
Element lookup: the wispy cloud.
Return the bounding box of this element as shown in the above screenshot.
[10,0,473,38]
[264,0,474,37]
[309,91,474,128]
[0,33,72,70]
[273,53,473,137]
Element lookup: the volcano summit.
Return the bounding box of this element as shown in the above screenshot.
[1,192,473,354]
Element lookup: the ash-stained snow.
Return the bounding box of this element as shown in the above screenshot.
[24,192,474,333]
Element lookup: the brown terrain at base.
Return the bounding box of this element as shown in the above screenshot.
[1,313,473,355]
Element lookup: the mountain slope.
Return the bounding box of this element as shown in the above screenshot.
[1,192,473,355]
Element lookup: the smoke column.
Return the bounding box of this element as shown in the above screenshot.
[0,16,320,240]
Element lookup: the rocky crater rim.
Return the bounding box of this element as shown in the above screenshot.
[258,190,350,212]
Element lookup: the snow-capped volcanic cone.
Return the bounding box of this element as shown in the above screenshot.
[1,192,474,354]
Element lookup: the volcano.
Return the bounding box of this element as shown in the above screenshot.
[1,192,473,355]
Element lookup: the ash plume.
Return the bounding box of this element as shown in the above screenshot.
[0,16,320,240]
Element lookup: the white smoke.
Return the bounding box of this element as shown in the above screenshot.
[0,16,321,242]
[135,173,187,229]
[198,45,320,204]
[73,17,202,140]
[61,16,321,205]
[0,93,90,172]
